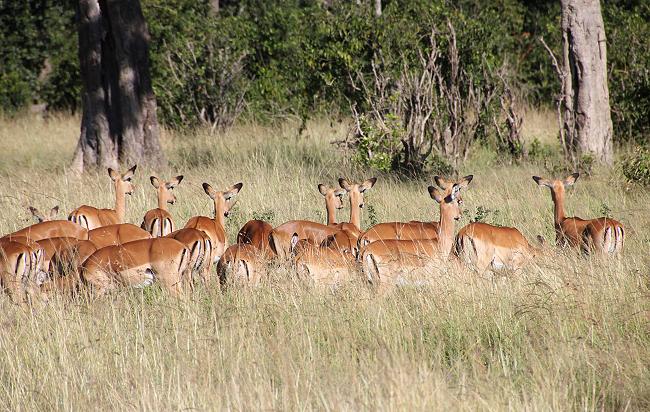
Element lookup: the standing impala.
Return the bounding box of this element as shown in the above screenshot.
[184,182,243,264]
[68,165,137,230]
[361,177,472,291]
[357,176,472,248]
[141,175,183,237]
[533,173,624,255]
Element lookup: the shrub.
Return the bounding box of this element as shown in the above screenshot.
[621,147,650,186]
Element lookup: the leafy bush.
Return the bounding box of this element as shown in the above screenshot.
[621,147,650,186]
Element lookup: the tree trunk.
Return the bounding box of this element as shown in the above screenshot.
[72,0,164,173]
[560,0,613,165]
[374,0,382,17]
[209,0,219,16]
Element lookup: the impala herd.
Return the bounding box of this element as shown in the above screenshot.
[0,166,625,305]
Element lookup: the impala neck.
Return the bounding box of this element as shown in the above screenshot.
[437,205,456,258]
[551,189,566,226]
[157,194,167,211]
[115,189,126,223]
[349,201,361,231]
[325,198,337,225]
[213,201,225,228]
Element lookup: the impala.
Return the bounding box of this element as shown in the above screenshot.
[81,238,191,296]
[289,178,378,286]
[0,239,48,305]
[88,223,152,248]
[184,182,243,264]
[141,175,183,237]
[454,222,537,272]
[533,173,624,254]
[357,176,472,248]
[166,228,212,283]
[271,178,376,259]
[360,177,472,291]
[217,220,274,287]
[68,165,137,230]
[5,219,88,241]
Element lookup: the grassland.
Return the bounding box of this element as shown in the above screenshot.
[0,112,648,410]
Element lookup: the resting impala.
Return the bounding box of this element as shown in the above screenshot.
[81,238,191,296]
[141,175,183,237]
[533,173,624,255]
[361,177,472,290]
[217,220,274,287]
[184,182,243,264]
[454,222,537,272]
[88,223,152,248]
[166,228,212,283]
[0,239,48,305]
[358,176,472,248]
[290,178,378,286]
[271,178,376,259]
[68,165,137,230]
[5,218,88,241]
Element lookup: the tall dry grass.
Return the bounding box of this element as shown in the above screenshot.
[0,112,648,410]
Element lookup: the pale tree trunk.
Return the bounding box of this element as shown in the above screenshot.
[72,0,165,173]
[374,0,381,17]
[561,0,613,165]
[209,0,219,16]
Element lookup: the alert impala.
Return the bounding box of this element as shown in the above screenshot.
[184,182,243,264]
[68,165,137,230]
[533,173,624,255]
[360,177,472,290]
[141,175,183,237]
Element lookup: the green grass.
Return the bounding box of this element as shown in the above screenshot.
[0,113,648,410]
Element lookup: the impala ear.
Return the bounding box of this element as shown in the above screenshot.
[457,175,473,189]
[428,186,444,204]
[28,206,43,222]
[49,206,59,219]
[224,182,243,200]
[447,184,461,202]
[360,177,377,193]
[166,175,183,190]
[434,176,451,190]
[334,189,346,197]
[532,176,553,188]
[564,173,579,186]
[318,184,329,196]
[202,183,217,199]
[123,165,137,180]
[339,178,352,192]
[108,168,120,182]
[150,176,161,189]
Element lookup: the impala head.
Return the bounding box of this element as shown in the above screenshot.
[108,165,137,196]
[150,175,184,205]
[202,182,243,218]
[318,184,346,210]
[28,205,59,223]
[338,177,377,209]
[430,175,473,220]
[532,173,579,197]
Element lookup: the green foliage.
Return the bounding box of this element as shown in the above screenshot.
[621,147,650,186]
[1,0,648,146]
[353,113,402,173]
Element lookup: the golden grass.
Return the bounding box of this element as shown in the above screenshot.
[0,113,648,410]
